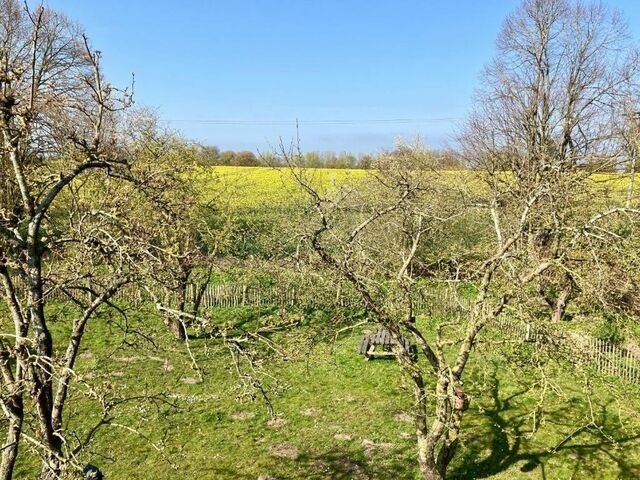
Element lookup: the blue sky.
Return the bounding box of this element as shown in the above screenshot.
[46,0,640,154]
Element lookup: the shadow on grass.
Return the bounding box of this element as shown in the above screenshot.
[204,445,415,480]
[294,446,414,480]
[450,366,640,479]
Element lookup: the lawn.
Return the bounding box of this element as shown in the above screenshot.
[14,305,640,479]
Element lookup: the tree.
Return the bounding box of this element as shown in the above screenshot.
[218,150,236,165]
[284,143,490,479]
[194,144,220,165]
[286,1,640,478]
[234,150,259,166]
[121,115,225,340]
[0,2,156,478]
[462,0,640,323]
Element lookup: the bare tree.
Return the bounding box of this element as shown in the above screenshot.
[0,2,143,478]
[462,0,640,323]
[109,113,224,341]
[283,2,640,478]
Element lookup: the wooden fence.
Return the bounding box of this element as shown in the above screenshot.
[10,279,640,385]
[491,320,640,385]
[181,282,640,385]
[182,282,473,313]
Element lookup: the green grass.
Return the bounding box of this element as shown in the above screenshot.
[13,306,640,479]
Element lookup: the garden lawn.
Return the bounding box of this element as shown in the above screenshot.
[13,306,640,479]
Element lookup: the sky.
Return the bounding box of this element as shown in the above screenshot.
[45,0,640,154]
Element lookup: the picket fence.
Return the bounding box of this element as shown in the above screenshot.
[11,279,640,385]
[179,282,640,385]
[491,319,640,385]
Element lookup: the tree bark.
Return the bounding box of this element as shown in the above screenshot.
[552,288,570,322]
[0,401,23,480]
[168,316,187,341]
[39,456,63,480]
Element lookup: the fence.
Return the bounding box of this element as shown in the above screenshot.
[491,319,640,385]
[10,278,640,384]
[181,282,640,385]
[181,282,474,312]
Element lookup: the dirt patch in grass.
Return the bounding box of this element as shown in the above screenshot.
[267,416,287,428]
[115,356,141,363]
[268,443,299,460]
[180,377,199,385]
[301,407,322,417]
[393,412,413,423]
[361,439,394,456]
[231,411,256,421]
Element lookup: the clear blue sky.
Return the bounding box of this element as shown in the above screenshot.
[46,0,640,154]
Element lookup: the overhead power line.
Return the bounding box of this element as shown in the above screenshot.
[165,117,458,126]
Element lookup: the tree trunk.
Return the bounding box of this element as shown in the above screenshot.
[415,373,464,480]
[417,433,446,480]
[168,316,187,341]
[39,455,63,480]
[168,268,191,341]
[410,370,449,480]
[0,403,23,480]
[552,288,570,322]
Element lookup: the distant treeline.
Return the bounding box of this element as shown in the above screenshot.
[193,145,465,169]
[194,144,627,173]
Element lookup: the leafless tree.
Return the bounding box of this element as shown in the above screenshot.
[462,0,640,323]
[107,113,225,341]
[283,2,640,478]
[0,1,145,478]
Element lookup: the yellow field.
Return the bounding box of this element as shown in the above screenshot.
[193,166,368,208]
[192,166,640,209]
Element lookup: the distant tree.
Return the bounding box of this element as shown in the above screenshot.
[304,151,323,168]
[219,150,236,165]
[258,151,278,166]
[434,149,463,170]
[357,153,376,169]
[234,150,259,166]
[320,151,338,168]
[195,144,221,165]
[336,152,357,168]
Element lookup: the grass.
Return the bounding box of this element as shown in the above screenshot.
[12,305,640,479]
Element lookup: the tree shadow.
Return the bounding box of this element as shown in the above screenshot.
[203,445,415,480]
[293,444,415,480]
[450,366,640,479]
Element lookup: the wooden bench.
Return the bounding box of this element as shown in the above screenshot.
[358,329,416,360]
